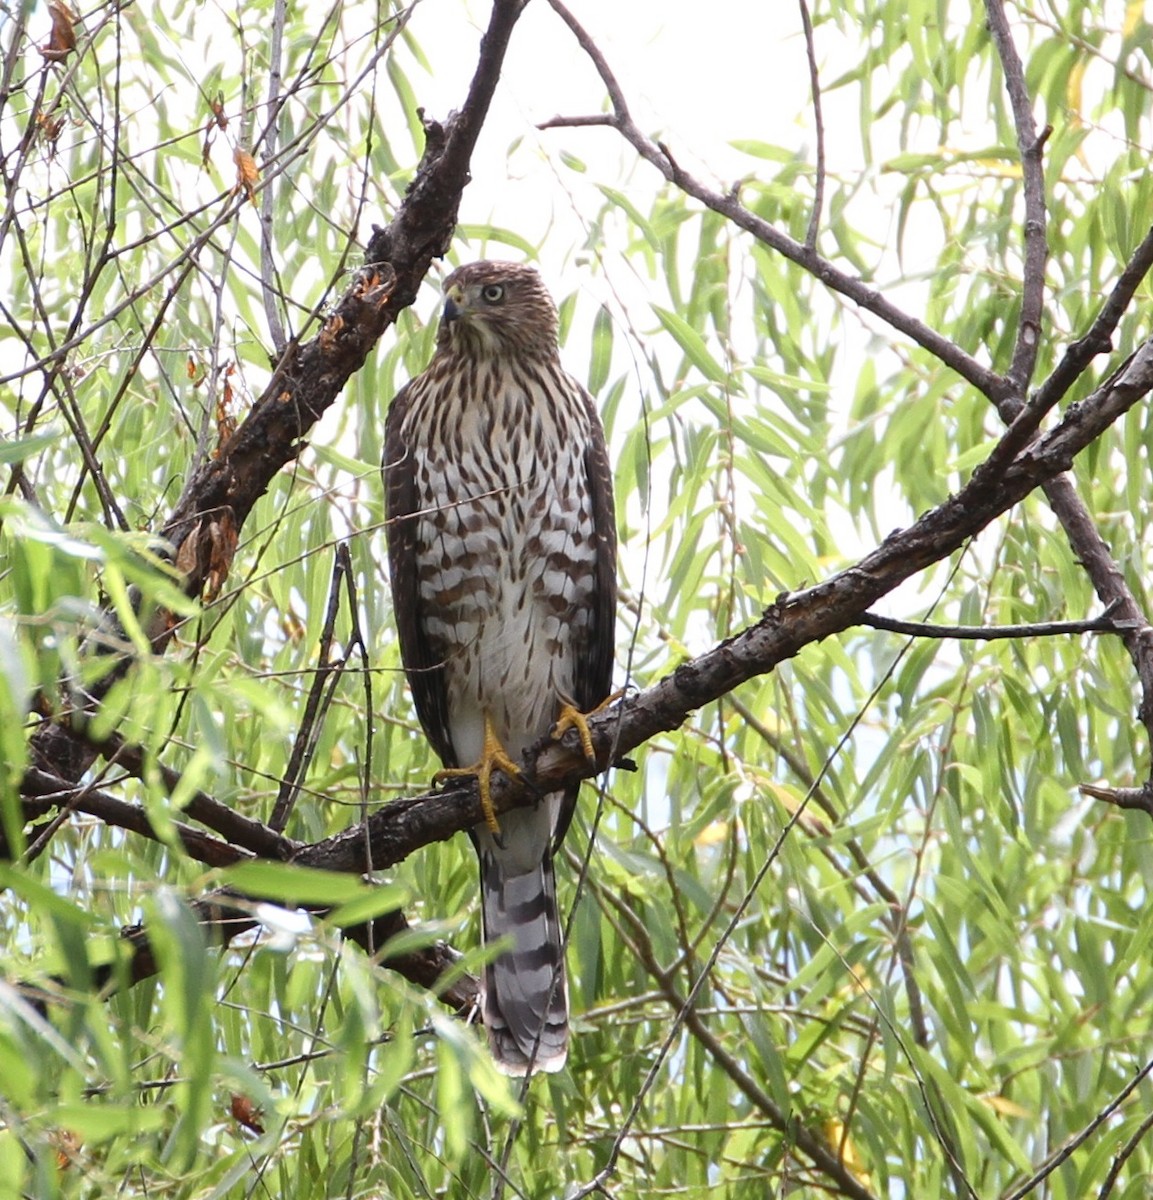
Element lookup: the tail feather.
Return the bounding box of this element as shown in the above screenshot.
[475,805,569,1075]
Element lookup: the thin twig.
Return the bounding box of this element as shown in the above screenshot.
[1095,1105,1153,1199]
[859,602,1123,640]
[541,0,1008,402]
[797,0,825,250]
[259,0,289,355]
[985,0,1049,396]
[1003,1053,1153,1200]
[269,546,351,833]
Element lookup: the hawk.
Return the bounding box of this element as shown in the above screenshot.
[383,260,617,1074]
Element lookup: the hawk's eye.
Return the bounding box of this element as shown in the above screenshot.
[481,283,505,304]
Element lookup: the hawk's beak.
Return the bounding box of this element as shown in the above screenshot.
[443,286,465,324]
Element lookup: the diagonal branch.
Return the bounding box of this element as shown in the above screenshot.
[20,332,1153,1099]
[540,0,1009,403]
[304,334,1153,873]
[540,0,1153,784]
[24,0,531,792]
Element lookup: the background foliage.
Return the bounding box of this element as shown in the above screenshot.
[3,0,1153,1197]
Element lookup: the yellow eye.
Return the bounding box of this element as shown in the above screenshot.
[481,283,505,304]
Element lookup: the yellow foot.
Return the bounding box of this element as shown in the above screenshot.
[435,715,520,834]
[552,690,624,762]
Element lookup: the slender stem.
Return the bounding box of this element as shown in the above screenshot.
[260,0,289,354]
[985,0,1049,396]
[541,0,1008,402]
[798,0,825,250]
[859,605,1122,640]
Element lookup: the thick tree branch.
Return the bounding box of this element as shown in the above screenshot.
[24,0,530,790]
[21,767,258,867]
[541,0,1153,783]
[284,335,1153,877]
[24,331,1153,900]
[20,332,1153,1114]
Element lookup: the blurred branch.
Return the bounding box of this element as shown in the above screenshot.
[797,0,825,251]
[259,0,290,355]
[1079,781,1153,818]
[107,894,478,1017]
[1002,1051,1153,1200]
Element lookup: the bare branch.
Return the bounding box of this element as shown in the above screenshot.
[541,0,1153,796]
[1080,782,1153,818]
[1002,1052,1153,1200]
[259,0,290,355]
[100,736,298,859]
[107,893,478,1017]
[542,0,1009,402]
[25,326,1153,879]
[797,0,825,250]
[985,0,1049,395]
[859,603,1123,641]
[269,546,353,834]
[976,222,1153,482]
[25,0,531,790]
[21,768,259,868]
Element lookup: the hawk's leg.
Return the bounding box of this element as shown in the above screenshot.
[552,691,624,763]
[435,713,520,833]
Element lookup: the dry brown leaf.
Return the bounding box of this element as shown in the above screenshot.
[40,2,77,61]
[201,92,228,168]
[233,148,260,203]
[215,363,237,448]
[204,513,238,603]
[229,1093,265,1135]
[50,1128,82,1169]
[318,312,344,352]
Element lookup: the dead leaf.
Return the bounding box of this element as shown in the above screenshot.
[229,1093,265,1135]
[51,1128,82,1169]
[201,92,228,168]
[318,312,344,352]
[215,363,237,447]
[233,148,259,203]
[204,512,238,603]
[40,2,77,61]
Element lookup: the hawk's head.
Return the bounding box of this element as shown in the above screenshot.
[437,261,560,360]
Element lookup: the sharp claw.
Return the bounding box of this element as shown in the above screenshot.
[435,715,520,834]
[553,703,596,762]
[552,691,623,763]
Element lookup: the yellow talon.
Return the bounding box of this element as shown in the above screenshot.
[435,714,520,834]
[552,691,624,763]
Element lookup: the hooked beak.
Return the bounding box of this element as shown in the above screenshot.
[443,287,465,324]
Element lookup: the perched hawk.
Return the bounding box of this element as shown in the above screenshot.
[383,261,617,1074]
